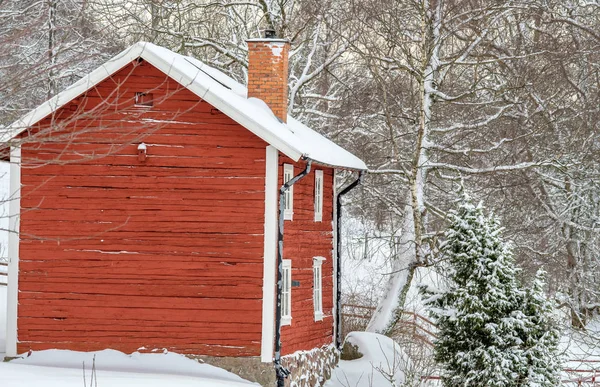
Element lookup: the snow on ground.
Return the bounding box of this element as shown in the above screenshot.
[341,217,390,306]
[0,162,260,387]
[1,285,254,386]
[560,318,600,384]
[0,349,258,387]
[325,332,408,387]
[1,287,260,387]
[323,322,600,387]
[0,277,257,387]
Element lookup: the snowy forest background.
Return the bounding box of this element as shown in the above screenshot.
[0,0,598,382]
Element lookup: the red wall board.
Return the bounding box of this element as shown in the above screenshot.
[277,155,336,355]
[17,60,269,356]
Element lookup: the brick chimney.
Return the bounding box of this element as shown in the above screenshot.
[247,30,290,123]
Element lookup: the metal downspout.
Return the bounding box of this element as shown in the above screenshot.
[335,171,365,350]
[274,159,312,387]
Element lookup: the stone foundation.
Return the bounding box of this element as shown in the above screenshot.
[281,345,340,387]
[193,355,275,386]
[192,345,340,387]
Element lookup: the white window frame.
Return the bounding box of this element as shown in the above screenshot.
[281,259,292,326]
[313,257,325,321]
[314,170,324,222]
[283,164,294,220]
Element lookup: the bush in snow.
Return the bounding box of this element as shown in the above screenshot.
[424,199,561,387]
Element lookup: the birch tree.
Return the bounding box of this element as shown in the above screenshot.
[481,0,600,327]
[339,0,570,334]
[0,0,119,126]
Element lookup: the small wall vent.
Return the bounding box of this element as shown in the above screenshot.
[134,92,153,107]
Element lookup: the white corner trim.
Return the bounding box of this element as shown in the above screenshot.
[331,169,338,345]
[6,145,21,357]
[260,145,279,363]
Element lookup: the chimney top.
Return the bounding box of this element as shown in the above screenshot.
[247,30,289,43]
[264,29,277,39]
[246,37,290,122]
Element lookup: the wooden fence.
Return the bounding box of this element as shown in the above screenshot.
[341,303,437,346]
[422,372,600,386]
[0,261,7,286]
[342,303,600,386]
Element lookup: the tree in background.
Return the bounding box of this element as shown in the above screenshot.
[0,0,597,335]
[0,0,121,126]
[357,0,563,334]
[425,199,560,387]
[343,0,600,333]
[88,0,355,130]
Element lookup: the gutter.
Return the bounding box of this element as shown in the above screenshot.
[335,171,365,350]
[274,158,312,387]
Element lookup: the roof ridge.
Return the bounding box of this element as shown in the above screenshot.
[3,42,367,171]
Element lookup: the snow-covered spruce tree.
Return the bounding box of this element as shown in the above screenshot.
[425,200,560,387]
[520,270,561,386]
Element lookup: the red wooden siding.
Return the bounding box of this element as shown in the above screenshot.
[279,156,335,355]
[17,60,269,356]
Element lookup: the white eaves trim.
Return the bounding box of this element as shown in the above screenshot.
[3,42,368,171]
[1,47,137,143]
[2,43,302,162]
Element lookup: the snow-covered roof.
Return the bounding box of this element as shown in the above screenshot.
[3,42,367,171]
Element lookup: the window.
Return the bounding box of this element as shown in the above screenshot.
[313,257,325,321]
[314,170,323,222]
[281,259,292,325]
[283,164,294,220]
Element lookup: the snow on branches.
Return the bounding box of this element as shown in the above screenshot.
[424,199,561,387]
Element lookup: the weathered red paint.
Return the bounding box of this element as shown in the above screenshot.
[278,156,335,355]
[17,61,268,356]
[15,59,337,358]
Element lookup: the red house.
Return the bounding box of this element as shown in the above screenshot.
[2,37,366,384]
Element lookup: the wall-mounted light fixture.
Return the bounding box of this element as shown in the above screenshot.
[138,142,147,162]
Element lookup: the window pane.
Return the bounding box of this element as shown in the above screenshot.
[282,271,286,316]
[313,268,318,312]
[313,262,323,315]
[314,171,323,221]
